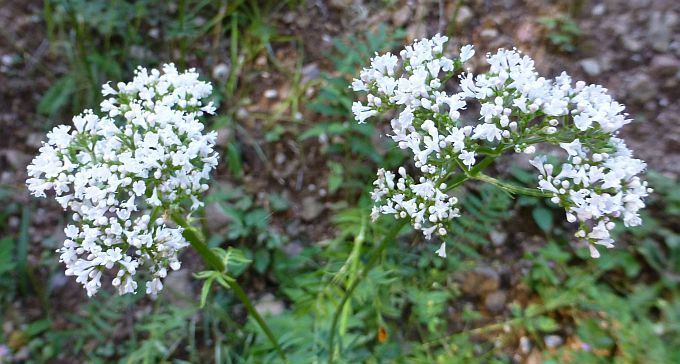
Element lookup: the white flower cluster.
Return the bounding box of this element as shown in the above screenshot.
[371,167,460,240]
[26,64,218,296]
[352,34,650,257]
[352,35,474,241]
[530,137,650,258]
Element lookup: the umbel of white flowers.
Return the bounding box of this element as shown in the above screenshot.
[26,64,218,297]
[352,34,651,259]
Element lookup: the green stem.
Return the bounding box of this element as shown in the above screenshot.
[172,212,289,363]
[327,219,408,364]
[469,155,497,176]
[177,0,187,68]
[474,173,552,198]
[446,155,497,192]
[446,173,468,191]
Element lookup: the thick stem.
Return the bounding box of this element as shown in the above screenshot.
[327,219,408,364]
[172,212,288,363]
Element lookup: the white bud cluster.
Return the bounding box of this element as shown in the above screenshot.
[26,64,218,296]
[352,34,649,257]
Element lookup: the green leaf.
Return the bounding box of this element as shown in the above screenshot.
[199,274,216,308]
[221,247,252,276]
[576,318,615,349]
[24,319,52,338]
[38,76,76,116]
[226,143,243,178]
[17,206,29,294]
[534,316,559,332]
[254,249,270,274]
[0,238,15,274]
[268,193,289,212]
[327,161,344,194]
[245,208,270,229]
[532,207,553,233]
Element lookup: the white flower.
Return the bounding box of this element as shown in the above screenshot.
[459,150,476,167]
[102,82,117,96]
[371,53,399,76]
[471,123,502,142]
[412,180,436,199]
[560,139,584,157]
[351,79,367,92]
[132,181,146,196]
[352,102,377,124]
[435,242,447,258]
[26,64,218,297]
[573,113,592,131]
[459,45,475,62]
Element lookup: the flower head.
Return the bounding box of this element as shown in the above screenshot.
[353,35,650,257]
[27,64,218,296]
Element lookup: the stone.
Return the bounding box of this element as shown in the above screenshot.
[526,351,542,364]
[329,0,354,9]
[484,290,507,313]
[1,54,15,66]
[264,89,278,99]
[300,196,324,221]
[285,221,302,236]
[461,266,500,295]
[406,23,427,42]
[164,269,193,307]
[392,5,411,28]
[282,241,303,257]
[626,73,657,104]
[480,28,499,40]
[621,35,643,52]
[648,11,678,52]
[26,133,43,149]
[591,3,606,16]
[205,202,232,233]
[0,150,30,170]
[296,15,310,28]
[579,58,602,77]
[519,336,531,353]
[129,45,151,59]
[282,11,296,24]
[255,293,285,316]
[212,63,229,81]
[455,6,474,28]
[544,334,564,348]
[275,152,286,165]
[214,127,232,147]
[301,63,320,84]
[48,272,69,291]
[489,231,507,246]
[446,4,473,28]
[650,55,680,77]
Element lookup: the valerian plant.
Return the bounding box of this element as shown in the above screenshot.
[26,65,288,361]
[352,34,651,259]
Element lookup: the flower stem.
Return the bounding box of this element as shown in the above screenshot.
[327,219,407,364]
[172,212,289,363]
[446,155,497,192]
[474,173,552,198]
